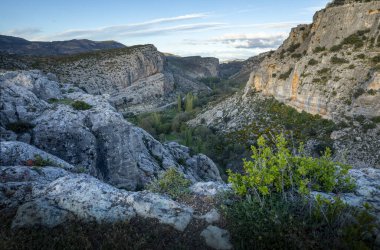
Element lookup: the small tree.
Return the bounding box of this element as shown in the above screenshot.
[185,93,194,112]
[177,94,182,112]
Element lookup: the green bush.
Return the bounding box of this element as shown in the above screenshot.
[228,134,354,197]
[24,154,54,167]
[291,53,302,59]
[313,46,326,53]
[371,55,380,64]
[367,89,377,95]
[5,122,34,133]
[330,44,342,52]
[223,134,377,249]
[341,34,364,48]
[371,116,380,123]
[362,122,376,132]
[308,59,318,65]
[48,98,74,105]
[317,68,330,75]
[278,68,293,80]
[353,88,365,98]
[331,56,349,64]
[71,100,92,110]
[287,43,300,53]
[356,53,366,59]
[147,168,191,199]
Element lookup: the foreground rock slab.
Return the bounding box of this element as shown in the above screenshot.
[9,174,194,231]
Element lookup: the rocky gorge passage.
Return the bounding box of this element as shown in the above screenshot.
[1,70,380,249]
[1,0,380,248]
[190,0,380,169]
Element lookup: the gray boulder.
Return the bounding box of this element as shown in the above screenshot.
[200,225,233,250]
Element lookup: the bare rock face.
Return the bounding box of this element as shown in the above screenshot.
[0,70,222,190]
[6,172,193,231]
[167,56,219,79]
[244,1,380,120]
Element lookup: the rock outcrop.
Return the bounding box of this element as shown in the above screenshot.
[243,1,380,120]
[0,70,222,190]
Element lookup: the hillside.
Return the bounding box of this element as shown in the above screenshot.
[0,43,225,114]
[0,35,126,56]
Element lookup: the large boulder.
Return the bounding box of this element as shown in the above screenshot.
[10,174,193,231]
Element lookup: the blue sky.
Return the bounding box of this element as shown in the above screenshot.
[1,0,330,61]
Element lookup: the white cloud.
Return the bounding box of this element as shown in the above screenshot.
[5,27,42,37]
[33,13,211,41]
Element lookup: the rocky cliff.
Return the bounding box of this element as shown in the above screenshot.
[244,1,380,120]
[0,35,126,56]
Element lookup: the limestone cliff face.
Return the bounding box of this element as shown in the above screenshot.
[244,1,380,120]
[0,44,220,114]
[167,56,219,79]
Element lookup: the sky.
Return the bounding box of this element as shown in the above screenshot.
[1,0,330,61]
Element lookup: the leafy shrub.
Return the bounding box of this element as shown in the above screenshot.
[356,54,366,59]
[342,34,364,48]
[25,154,54,167]
[371,55,380,64]
[371,116,380,123]
[355,115,366,123]
[317,68,330,75]
[223,134,377,249]
[308,59,318,65]
[287,43,300,53]
[279,68,293,80]
[147,168,191,199]
[330,44,342,52]
[362,122,376,132]
[367,89,377,95]
[228,134,354,197]
[313,46,326,53]
[353,88,365,98]
[5,122,34,133]
[71,100,92,110]
[331,56,349,64]
[48,98,74,105]
[291,53,302,59]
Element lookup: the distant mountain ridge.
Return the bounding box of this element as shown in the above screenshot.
[0,35,126,56]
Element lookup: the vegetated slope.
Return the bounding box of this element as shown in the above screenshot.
[190,0,380,168]
[0,35,126,56]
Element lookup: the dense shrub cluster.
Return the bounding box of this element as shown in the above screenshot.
[147,168,191,199]
[223,134,377,249]
[279,68,293,80]
[228,134,354,197]
[71,100,92,110]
